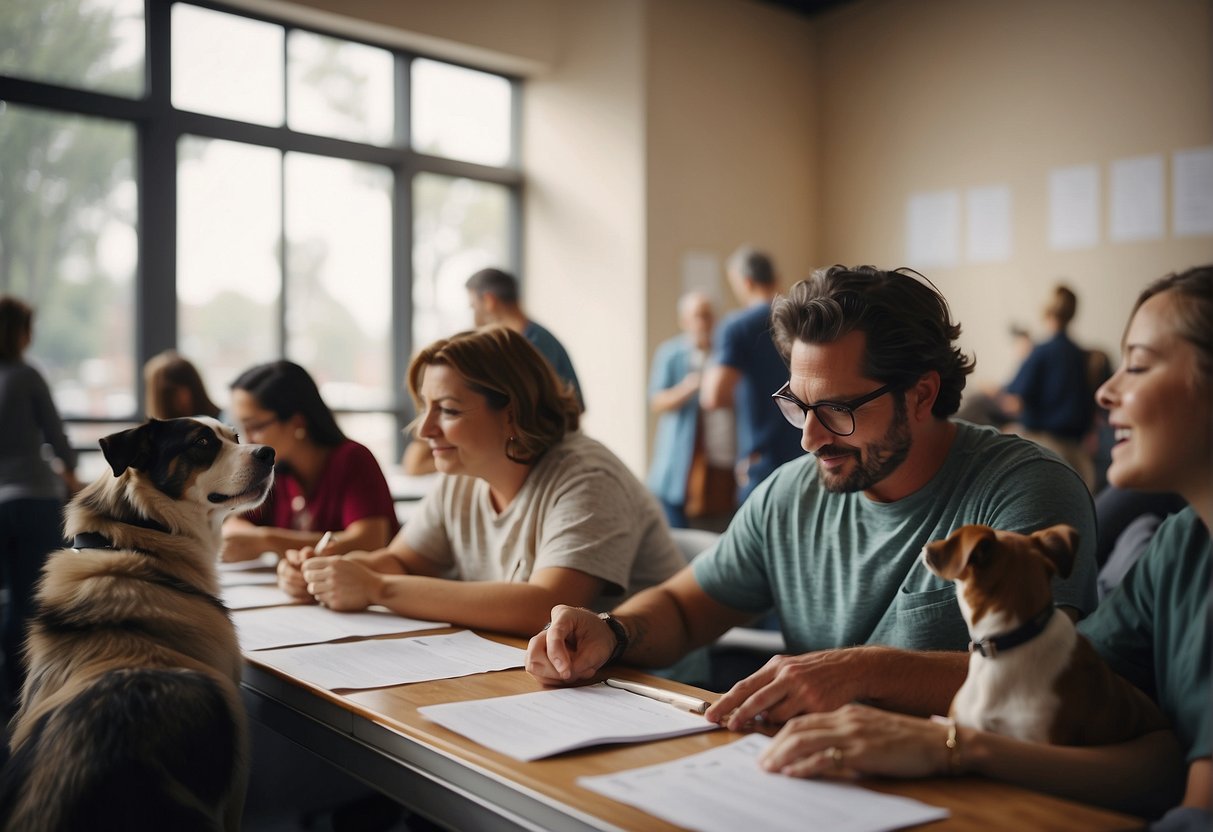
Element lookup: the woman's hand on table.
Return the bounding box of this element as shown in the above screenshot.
[301,555,380,611]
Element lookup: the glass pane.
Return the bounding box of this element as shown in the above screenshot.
[284,152,394,410]
[411,58,511,166]
[0,104,138,418]
[172,4,284,127]
[288,31,395,145]
[412,173,510,349]
[0,0,144,97]
[177,136,281,406]
[335,412,397,478]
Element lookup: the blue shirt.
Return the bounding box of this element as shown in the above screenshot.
[524,320,584,411]
[713,303,802,493]
[1006,332,1093,439]
[646,334,699,506]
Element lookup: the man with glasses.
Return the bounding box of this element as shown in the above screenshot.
[528,265,1097,723]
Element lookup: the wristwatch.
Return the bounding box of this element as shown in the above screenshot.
[597,612,629,665]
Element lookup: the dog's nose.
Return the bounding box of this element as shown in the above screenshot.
[253,445,275,465]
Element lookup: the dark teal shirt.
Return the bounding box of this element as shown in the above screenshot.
[1079,508,1211,762]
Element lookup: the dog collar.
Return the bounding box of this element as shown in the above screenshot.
[72,531,163,560]
[969,605,1055,658]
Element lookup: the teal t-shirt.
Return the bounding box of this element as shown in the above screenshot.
[692,421,1098,654]
[1078,508,1211,762]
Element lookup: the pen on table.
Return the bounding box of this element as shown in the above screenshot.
[604,678,710,715]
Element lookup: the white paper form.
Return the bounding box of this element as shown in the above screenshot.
[252,630,525,690]
[222,584,304,610]
[905,190,960,269]
[1109,154,1165,242]
[418,682,718,761]
[580,734,948,832]
[1049,164,1100,250]
[220,570,279,587]
[1173,146,1213,237]
[234,605,447,651]
[965,185,1012,262]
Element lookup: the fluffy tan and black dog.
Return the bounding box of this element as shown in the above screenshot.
[0,417,274,831]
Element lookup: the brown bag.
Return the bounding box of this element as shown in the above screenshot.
[684,415,735,518]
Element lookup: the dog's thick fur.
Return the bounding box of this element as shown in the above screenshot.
[0,417,274,831]
[923,523,1167,746]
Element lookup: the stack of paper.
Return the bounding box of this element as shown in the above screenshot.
[234,605,446,651]
[419,683,718,761]
[579,735,948,832]
[252,630,525,690]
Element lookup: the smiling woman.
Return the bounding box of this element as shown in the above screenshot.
[275,327,686,636]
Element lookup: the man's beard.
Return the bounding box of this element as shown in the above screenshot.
[815,395,912,493]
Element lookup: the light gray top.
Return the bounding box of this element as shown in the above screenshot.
[0,359,76,503]
[404,431,684,608]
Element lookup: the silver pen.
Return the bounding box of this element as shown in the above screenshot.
[604,678,710,715]
[314,530,334,555]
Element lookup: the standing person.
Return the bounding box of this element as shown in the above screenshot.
[701,246,803,502]
[466,268,584,410]
[222,360,398,561]
[754,266,1211,824]
[647,291,735,529]
[143,349,222,420]
[528,265,1096,709]
[1000,284,1098,490]
[278,327,684,636]
[0,296,80,707]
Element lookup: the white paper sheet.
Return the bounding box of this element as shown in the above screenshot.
[1109,154,1164,242]
[234,605,446,651]
[1173,146,1213,237]
[418,682,718,761]
[580,734,949,832]
[965,185,1012,262]
[222,584,305,610]
[905,190,960,269]
[252,630,525,690]
[219,569,279,587]
[1048,164,1099,250]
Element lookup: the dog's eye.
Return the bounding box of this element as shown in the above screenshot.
[194,436,210,448]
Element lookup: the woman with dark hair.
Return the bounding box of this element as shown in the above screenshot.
[0,296,80,704]
[277,327,684,636]
[757,266,1211,824]
[221,360,398,562]
[143,349,221,420]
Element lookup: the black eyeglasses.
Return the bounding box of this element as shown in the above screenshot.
[770,381,896,437]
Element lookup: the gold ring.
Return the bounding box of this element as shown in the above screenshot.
[829,746,844,770]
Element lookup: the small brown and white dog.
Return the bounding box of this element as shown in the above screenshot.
[923,523,1167,745]
[0,417,274,831]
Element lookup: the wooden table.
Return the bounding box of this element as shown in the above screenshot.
[241,630,1144,832]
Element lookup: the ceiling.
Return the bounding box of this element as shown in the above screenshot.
[755,0,859,18]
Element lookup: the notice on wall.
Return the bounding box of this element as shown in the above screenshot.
[905,190,960,269]
[1109,154,1165,242]
[1173,146,1213,237]
[965,185,1012,263]
[1048,164,1100,251]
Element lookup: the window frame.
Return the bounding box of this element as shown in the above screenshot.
[0,0,524,459]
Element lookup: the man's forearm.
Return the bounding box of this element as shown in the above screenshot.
[863,647,969,717]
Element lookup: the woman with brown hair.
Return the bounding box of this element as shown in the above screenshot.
[277,326,684,636]
[142,349,222,420]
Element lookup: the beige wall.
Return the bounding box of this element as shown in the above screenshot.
[815,0,1213,390]
[644,0,817,459]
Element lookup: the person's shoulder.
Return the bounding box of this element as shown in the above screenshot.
[1153,506,1208,548]
[331,440,387,472]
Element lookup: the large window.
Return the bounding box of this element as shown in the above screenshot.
[0,0,521,472]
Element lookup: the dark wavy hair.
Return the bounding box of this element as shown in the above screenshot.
[0,296,33,362]
[770,265,975,418]
[407,327,580,464]
[229,360,346,447]
[1130,265,1212,384]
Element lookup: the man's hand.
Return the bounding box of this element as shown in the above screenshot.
[525,605,617,685]
[301,556,379,611]
[705,648,880,730]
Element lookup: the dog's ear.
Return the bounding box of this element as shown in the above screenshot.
[1031,524,1078,578]
[926,524,995,579]
[99,420,159,476]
